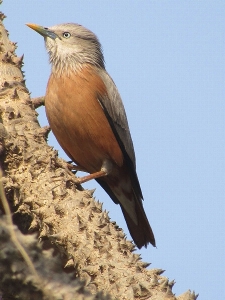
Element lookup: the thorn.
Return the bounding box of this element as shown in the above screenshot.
[0,12,6,21]
[159,278,169,291]
[139,261,151,269]
[39,227,48,238]
[11,88,19,99]
[85,188,95,198]
[168,279,176,289]
[32,96,45,109]
[149,268,165,276]
[31,207,47,217]
[79,198,85,207]
[43,216,54,226]
[77,214,86,230]
[94,231,101,240]
[64,258,74,268]
[150,274,158,286]
[102,224,111,234]
[49,232,64,240]
[12,54,24,67]
[38,125,51,139]
[28,218,39,231]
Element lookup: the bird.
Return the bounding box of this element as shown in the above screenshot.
[26,23,156,249]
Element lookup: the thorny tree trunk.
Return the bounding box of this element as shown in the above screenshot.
[0,10,198,300]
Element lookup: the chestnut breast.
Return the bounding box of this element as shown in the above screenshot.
[45,64,123,172]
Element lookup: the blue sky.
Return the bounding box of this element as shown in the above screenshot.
[2,1,224,299]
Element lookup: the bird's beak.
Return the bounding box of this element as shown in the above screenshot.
[26,23,59,40]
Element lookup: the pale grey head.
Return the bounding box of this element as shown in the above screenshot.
[29,23,105,75]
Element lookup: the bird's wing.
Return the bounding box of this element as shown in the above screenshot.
[97,69,136,168]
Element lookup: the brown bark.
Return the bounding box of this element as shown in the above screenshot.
[0,8,198,300]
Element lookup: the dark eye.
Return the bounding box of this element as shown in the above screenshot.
[63,32,71,38]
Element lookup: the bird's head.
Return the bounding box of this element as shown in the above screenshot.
[26,23,105,74]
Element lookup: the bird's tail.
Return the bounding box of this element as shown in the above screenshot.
[97,168,156,249]
[120,197,155,249]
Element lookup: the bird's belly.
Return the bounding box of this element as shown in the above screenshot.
[45,71,123,173]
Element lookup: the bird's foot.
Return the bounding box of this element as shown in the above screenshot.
[66,163,88,174]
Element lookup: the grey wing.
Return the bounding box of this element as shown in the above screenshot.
[97,69,136,168]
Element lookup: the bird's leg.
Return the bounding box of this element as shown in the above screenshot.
[74,159,112,185]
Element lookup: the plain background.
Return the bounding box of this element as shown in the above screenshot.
[1,1,224,299]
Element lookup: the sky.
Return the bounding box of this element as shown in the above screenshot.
[1,1,224,299]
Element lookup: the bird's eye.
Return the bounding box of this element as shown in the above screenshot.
[63,32,71,38]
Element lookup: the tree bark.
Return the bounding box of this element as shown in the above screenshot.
[0,9,198,300]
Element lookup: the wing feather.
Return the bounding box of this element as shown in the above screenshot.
[97,69,136,167]
[96,69,143,200]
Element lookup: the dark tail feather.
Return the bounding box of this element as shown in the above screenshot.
[96,178,156,249]
[120,201,156,249]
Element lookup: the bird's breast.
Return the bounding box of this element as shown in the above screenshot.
[45,64,123,172]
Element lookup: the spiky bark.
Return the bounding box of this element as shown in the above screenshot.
[0,9,198,300]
